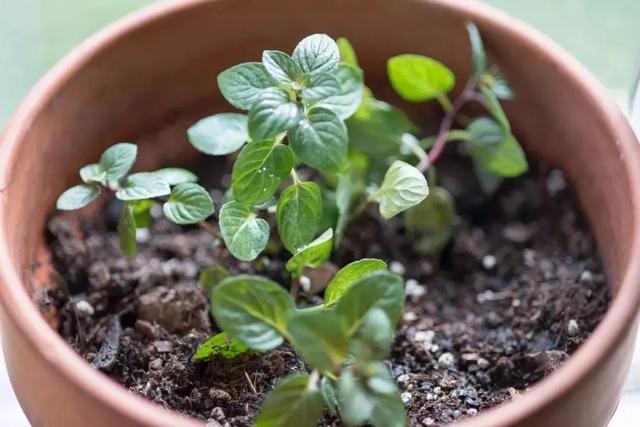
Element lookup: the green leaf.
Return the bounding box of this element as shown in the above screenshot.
[262,50,303,84]
[467,116,506,146]
[349,307,393,361]
[199,265,230,296]
[324,259,387,306]
[287,309,348,373]
[117,203,137,258]
[292,34,340,75]
[219,201,270,261]
[79,164,106,185]
[335,151,368,245]
[302,72,341,106]
[217,62,277,110]
[148,168,198,185]
[405,186,455,256]
[276,182,322,254]
[163,183,214,224]
[347,98,416,158]
[131,199,153,228]
[474,159,503,194]
[334,270,405,334]
[286,229,333,277]
[479,85,510,132]
[289,107,347,174]
[255,374,324,427]
[466,117,528,177]
[188,113,249,155]
[320,377,340,416]
[231,139,294,207]
[337,37,358,65]
[387,54,454,102]
[211,275,294,350]
[468,133,528,178]
[248,88,301,140]
[56,184,101,210]
[316,63,364,120]
[374,160,429,219]
[339,364,406,427]
[99,143,137,187]
[194,332,248,362]
[466,22,487,77]
[115,172,171,201]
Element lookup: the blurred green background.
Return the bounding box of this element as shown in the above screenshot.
[0,0,638,126]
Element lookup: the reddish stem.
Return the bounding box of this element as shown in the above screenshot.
[417,78,478,173]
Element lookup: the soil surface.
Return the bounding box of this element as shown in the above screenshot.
[46,161,609,427]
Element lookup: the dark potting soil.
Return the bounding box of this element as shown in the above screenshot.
[45,162,609,427]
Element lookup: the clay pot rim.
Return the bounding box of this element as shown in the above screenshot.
[1,1,639,426]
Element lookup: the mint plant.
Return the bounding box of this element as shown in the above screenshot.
[56,26,529,427]
[56,143,214,256]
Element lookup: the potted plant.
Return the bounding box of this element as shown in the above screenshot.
[1,1,639,427]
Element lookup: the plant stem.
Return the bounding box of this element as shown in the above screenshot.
[198,220,220,238]
[291,168,301,184]
[417,78,478,173]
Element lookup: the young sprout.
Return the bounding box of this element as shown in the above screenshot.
[56,143,214,256]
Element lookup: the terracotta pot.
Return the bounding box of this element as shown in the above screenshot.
[1,0,639,426]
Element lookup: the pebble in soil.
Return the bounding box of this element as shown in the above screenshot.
[46,163,609,426]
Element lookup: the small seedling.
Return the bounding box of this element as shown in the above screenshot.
[56,143,214,256]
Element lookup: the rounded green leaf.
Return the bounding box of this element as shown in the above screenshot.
[387,54,455,102]
[255,374,324,427]
[162,183,214,225]
[115,172,171,201]
[217,62,277,110]
[79,163,106,185]
[302,72,341,106]
[248,88,302,140]
[276,182,322,254]
[231,140,294,207]
[316,63,364,119]
[219,201,270,261]
[405,186,455,256]
[337,37,358,65]
[117,203,137,258]
[374,160,429,219]
[194,332,248,362]
[262,50,303,84]
[335,270,405,334]
[289,107,347,174]
[287,309,348,373]
[292,34,340,75]
[285,228,333,277]
[99,143,137,187]
[188,113,249,155]
[148,168,198,185]
[324,259,387,306]
[211,275,294,350]
[56,184,101,210]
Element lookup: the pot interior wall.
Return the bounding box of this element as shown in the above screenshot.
[2,0,633,327]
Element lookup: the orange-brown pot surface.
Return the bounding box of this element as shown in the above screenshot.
[1,1,639,426]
